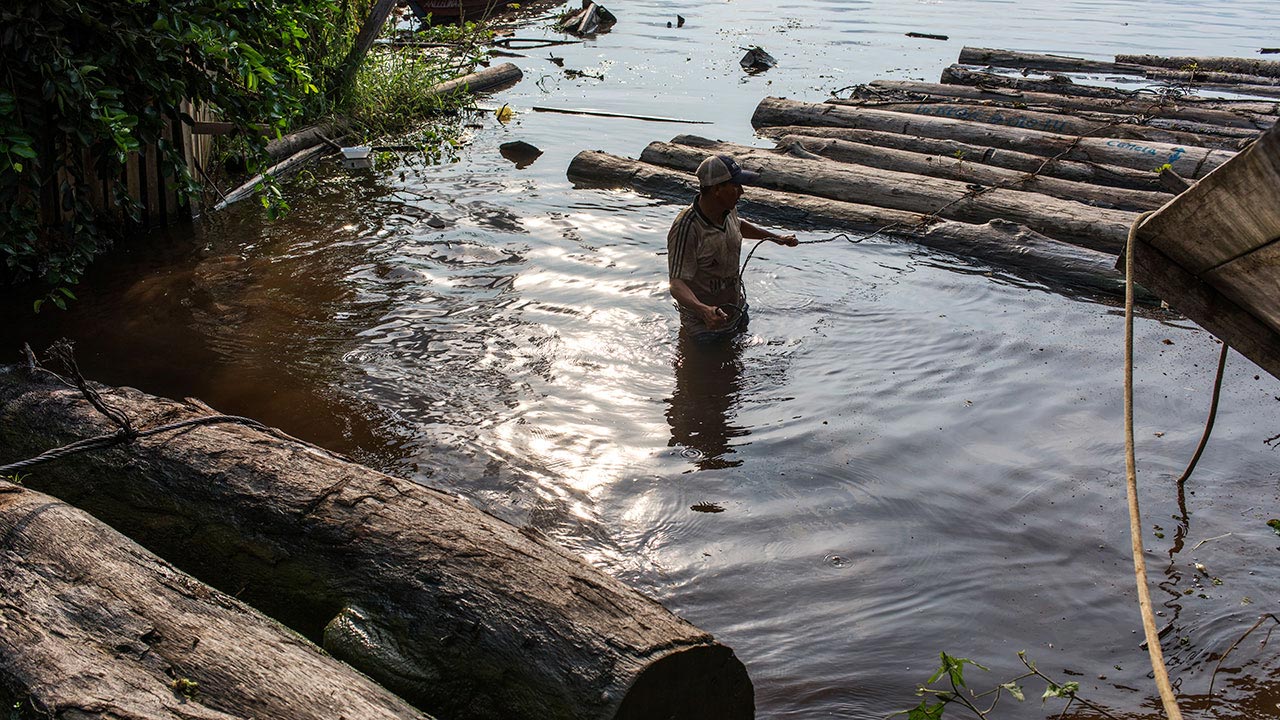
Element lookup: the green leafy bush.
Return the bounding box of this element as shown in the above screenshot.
[0,0,369,303]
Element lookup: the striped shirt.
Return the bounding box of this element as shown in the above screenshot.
[667,198,743,333]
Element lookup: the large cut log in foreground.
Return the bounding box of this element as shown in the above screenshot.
[0,373,753,720]
[862,79,1275,131]
[756,124,1169,192]
[939,65,1280,116]
[764,133,1169,211]
[640,138,1136,252]
[1115,54,1280,80]
[823,97,1251,149]
[566,150,1136,296]
[752,97,1236,178]
[0,479,433,720]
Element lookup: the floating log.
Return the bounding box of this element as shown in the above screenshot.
[757,124,1169,192]
[639,138,1136,252]
[958,46,1144,75]
[940,65,1280,116]
[0,480,433,720]
[423,61,524,100]
[763,133,1169,211]
[863,79,1275,131]
[822,97,1248,150]
[0,374,753,720]
[566,150,1136,296]
[1140,68,1280,98]
[1117,54,1280,80]
[265,120,350,160]
[752,97,1235,179]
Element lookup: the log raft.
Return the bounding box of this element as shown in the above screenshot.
[0,370,753,720]
[567,47,1273,301]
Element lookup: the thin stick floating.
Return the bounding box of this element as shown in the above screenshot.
[532,106,712,124]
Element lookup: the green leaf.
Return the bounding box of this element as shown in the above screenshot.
[32,299,43,313]
[927,652,988,688]
[906,700,946,720]
[59,287,76,300]
[1042,681,1079,702]
[1001,681,1025,701]
[1267,519,1280,536]
[10,145,36,159]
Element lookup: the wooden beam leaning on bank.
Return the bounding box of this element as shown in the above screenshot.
[0,373,753,720]
[751,97,1236,179]
[567,150,1136,297]
[0,480,435,720]
[640,137,1137,253]
[757,124,1170,192]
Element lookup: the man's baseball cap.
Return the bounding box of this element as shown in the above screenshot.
[696,154,760,189]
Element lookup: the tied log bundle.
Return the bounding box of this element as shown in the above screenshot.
[0,481,434,720]
[756,124,1169,192]
[0,368,753,720]
[939,65,1280,117]
[751,97,1236,179]
[639,137,1137,253]
[824,96,1254,150]
[860,79,1276,132]
[566,149,1137,298]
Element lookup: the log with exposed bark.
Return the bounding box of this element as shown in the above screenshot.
[639,138,1137,252]
[566,149,1137,297]
[861,79,1275,131]
[756,124,1169,192]
[1117,53,1280,80]
[958,46,1145,75]
[1140,68,1280,98]
[939,65,1280,116]
[822,97,1250,149]
[0,372,753,720]
[1116,54,1280,79]
[751,97,1236,179]
[0,479,434,720]
[265,120,349,160]
[763,133,1169,211]
[423,61,524,100]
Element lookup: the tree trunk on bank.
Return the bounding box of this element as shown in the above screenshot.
[1115,54,1280,80]
[265,120,349,160]
[939,65,1280,116]
[639,138,1136,252]
[0,480,433,720]
[755,124,1171,192]
[751,97,1236,179]
[0,373,753,720]
[958,46,1145,75]
[821,98,1251,149]
[861,79,1275,131]
[566,150,1136,297]
[765,133,1169,211]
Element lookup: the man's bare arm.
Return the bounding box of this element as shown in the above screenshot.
[670,277,727,329]
[740,220,798,247]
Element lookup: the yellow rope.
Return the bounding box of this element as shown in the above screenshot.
[1124,209,1184,720]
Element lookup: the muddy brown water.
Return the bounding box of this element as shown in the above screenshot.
[3,1,1280,717]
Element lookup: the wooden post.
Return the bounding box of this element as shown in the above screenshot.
[337,0,399,91]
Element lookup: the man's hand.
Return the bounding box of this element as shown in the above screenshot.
[700,304,729,329]
[770,233,799,247]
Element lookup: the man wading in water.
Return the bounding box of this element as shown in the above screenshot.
[667,154,798,341]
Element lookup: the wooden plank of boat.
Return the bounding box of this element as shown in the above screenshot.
[406,0,510,19]
[1131,127,1280,379]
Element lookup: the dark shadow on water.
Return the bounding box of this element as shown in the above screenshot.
[665,331,752,471]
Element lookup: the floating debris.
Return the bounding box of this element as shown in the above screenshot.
[906,31,949,41]
[499,140,543,168]
[691,502,725,513]
[561,0,616,36]
[740,46,777,73]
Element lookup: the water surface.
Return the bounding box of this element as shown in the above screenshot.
[4,1,1280,717]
